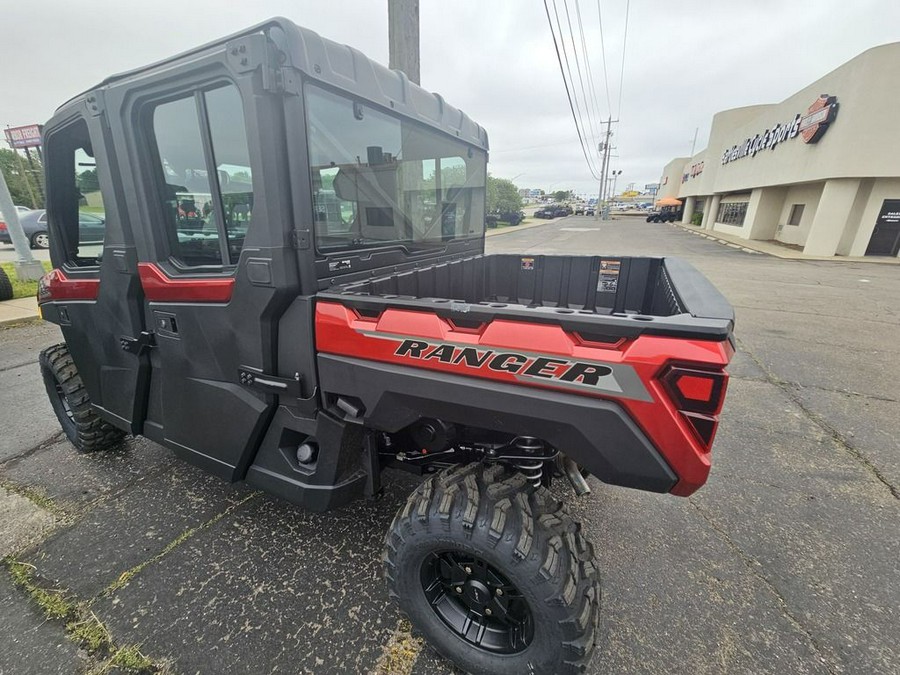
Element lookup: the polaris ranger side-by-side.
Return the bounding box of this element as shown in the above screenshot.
[35,19,734,674]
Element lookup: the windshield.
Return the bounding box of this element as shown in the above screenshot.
[305,85,487,253]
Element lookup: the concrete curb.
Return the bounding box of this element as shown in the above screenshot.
[670,223,765,256]
[669,221,900,263]
[485,217,560,237]
[0,297,40,327]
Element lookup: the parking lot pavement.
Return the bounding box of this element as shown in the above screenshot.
[0,244,50,263]
[0,217,897,674]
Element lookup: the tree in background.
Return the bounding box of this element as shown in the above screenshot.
[0,148,43,208]
[487,175,523,213]
[76,168,99,193]
[552,190,573,202]
[0,149,43,208]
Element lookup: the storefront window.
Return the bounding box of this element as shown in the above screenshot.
[717,201,748,226]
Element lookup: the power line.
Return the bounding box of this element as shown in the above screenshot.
[574,0,607,124]
[596,0,613,116]
[616,0,630,120]
[543,0,601,180]
[561,0,600,152]
[552,0,602,178]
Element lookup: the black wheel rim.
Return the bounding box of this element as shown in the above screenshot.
[420,550,534,654]
[54,382,74,422]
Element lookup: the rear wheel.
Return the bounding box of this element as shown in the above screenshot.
[39,343,125,452]
[385,463,600,674]
[0,267,12,301]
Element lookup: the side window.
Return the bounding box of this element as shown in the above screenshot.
[149,84,253,268]
[45,118,109,265]
[205,86,253,262]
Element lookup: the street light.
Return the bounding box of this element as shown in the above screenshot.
[610,170,623,201]
[600,170,622,220]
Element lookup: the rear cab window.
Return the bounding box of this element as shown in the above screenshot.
[147,83,253,270]
[305,84,487,254]
[44,118,109,265]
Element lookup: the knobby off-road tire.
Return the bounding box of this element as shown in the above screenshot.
[384,463,601,674]
[39,343,125,452]
[0,267,13,301]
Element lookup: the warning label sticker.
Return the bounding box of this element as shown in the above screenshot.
[598,259,620,293]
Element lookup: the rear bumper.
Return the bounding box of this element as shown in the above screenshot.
[317,354,679,493]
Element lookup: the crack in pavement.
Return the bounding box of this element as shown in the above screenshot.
[0,431,66,470]
[91,491,260,602]
[688,500,841,675]
[736,337,900,501]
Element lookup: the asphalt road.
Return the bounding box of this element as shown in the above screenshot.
[0,244,50,263]
[0,217,897,674]
[0,244,105,263]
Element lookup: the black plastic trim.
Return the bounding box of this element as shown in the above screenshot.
[317,354,678,493]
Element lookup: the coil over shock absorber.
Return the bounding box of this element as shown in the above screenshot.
[511,436,546,488]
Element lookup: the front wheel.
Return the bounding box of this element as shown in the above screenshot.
[384,463,600,674]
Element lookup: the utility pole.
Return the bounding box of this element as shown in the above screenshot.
[596,117,618,220]
[0,165,43,280]
[388,0,420,85]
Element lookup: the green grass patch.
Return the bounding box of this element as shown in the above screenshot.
[6,558,161,672]
[7,559,75,621]
[110,646,155,671]
[0,478,64,516]
[0,261,52,300]
[68,614,111,652]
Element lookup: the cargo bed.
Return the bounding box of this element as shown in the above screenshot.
[318,254,734,341]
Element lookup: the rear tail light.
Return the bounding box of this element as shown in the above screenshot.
[37,269,100,303]
[662,366,729,449]
[0,221,7,231]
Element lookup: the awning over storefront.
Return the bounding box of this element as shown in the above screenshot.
[656,197,683,206]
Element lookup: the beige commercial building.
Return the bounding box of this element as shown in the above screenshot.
[656,42,900,258]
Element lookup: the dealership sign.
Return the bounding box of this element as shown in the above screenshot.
[682,161,705,183]
[721,95,839,165]
[4,124,43,149]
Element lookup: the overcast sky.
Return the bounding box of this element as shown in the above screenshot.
[2,0,899,196]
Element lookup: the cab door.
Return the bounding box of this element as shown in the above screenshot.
[42,106,149,434]
[122,60,301,481]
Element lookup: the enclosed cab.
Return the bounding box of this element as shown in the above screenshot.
[36,18,733,674]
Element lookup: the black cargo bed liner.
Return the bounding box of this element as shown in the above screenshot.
[318,254,734,341]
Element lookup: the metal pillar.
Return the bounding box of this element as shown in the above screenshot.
[0,166,44,280]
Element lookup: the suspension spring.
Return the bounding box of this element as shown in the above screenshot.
[512,436,545,488]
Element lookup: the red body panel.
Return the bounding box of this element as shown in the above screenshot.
[315,302,733,496]
[138,262,234,303]
[37,269,100,302]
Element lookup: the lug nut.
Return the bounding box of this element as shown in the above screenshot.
[485,608,492,616]
[464,566,472,575]
[495,588,503,596]
[455,586,462,593]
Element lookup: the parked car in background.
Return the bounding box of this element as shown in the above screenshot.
[535,205,572,219]
[535,205,559,218]
[0,210,105,249]
[485,209,525,227]
[646,207,681,223]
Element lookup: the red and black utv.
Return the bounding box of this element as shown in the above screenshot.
[35,18,733,674]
